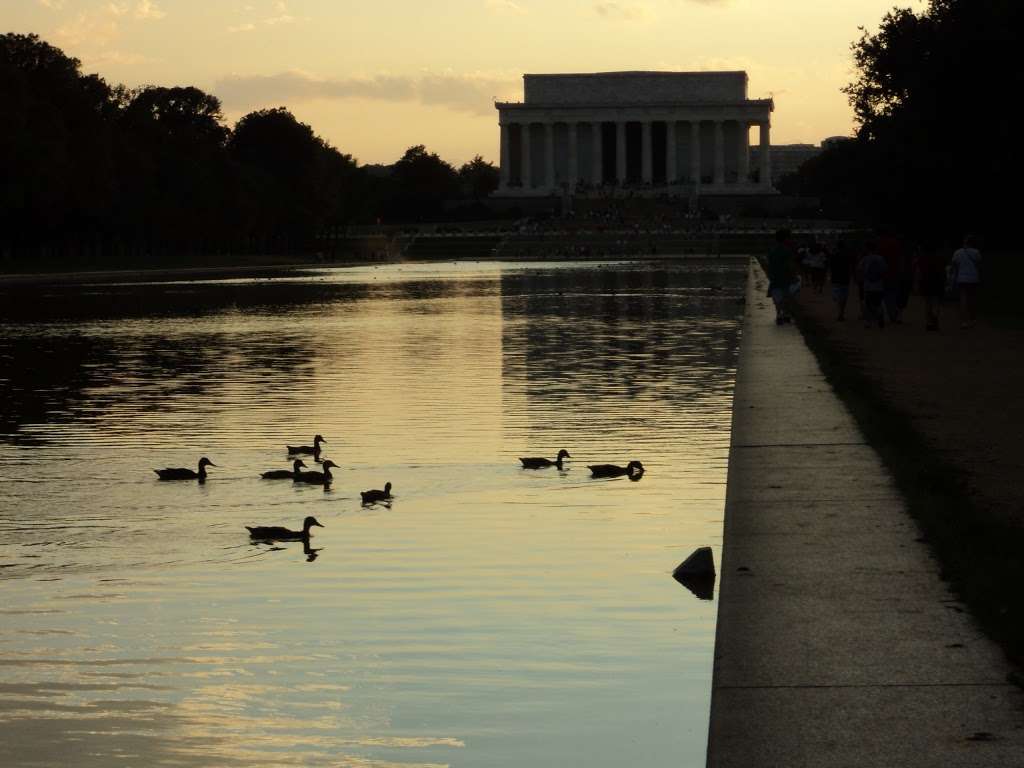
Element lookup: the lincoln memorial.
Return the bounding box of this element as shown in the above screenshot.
[495,71,774,196]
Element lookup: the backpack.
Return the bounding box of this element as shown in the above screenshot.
[865,257,884,283]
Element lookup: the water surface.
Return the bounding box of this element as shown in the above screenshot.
[0,259,745,767]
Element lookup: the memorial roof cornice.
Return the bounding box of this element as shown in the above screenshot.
[494,99,774,110]
[522,70,747,78]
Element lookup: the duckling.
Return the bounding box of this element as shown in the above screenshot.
[246,516,324,541]
[295,459,338,485]
[287,435,326,456]
[360,482,392,504]
[261,459,307,480]
[587,460,644,479]
[155,457,217,481]
[519,449,571,469]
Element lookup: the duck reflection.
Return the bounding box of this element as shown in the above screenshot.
[303,540,322,562]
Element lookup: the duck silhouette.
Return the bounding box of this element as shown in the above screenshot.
[287,435,325,456]
[155,457,217,481]
[246,516,324,541]
[360,482,392,504]
[295,459,338,485]
[519,449,571,469]
[587,461,644,479]
[261,459,307,480]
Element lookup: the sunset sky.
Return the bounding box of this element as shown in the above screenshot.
[11,0,921,166]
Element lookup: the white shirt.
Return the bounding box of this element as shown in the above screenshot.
[952,247,982,283]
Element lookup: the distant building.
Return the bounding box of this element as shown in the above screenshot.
[750,143,821,179]
[822,135,854,149]
[748,137,854,179]
[494,71,775,196]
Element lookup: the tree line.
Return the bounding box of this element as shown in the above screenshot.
[0,33,499,264]
[789,0,1018,245]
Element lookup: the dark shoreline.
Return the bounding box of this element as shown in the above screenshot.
[0,253,751,287]
[0,260,333,287]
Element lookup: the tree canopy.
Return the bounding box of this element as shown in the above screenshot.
[0,33,500,265]
[802,0,1022,241]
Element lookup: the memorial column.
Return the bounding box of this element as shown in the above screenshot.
[759,121,772,190]
[666,120,677,186]
[616,121,627,185]
[499,122,510,190]
[737,121,750,185]
[521,122,532,189]
[641,121,653,184]
[592,121,603,185]
[568,122,578,188]
[690,121,701,185]
[713,120,725,186]
[544,122,555,189]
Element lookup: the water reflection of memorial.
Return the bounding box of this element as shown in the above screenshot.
[500,260,745,431]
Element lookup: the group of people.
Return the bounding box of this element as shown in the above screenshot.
[767,229,982,330]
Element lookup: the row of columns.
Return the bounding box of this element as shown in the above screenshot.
[499,119,771,191]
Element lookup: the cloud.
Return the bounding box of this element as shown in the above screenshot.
[593,2,650,21]
[214,70,520,116]
[486,0,526,14]
[54,11,121,48]
[134,0,166,19]
[105,1,165,19]
[37,0,66,9]
[88,49,151,66]
[51,2,163,66]
[226,0,302,32]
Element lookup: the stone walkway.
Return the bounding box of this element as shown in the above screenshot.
[706,260,1024,767]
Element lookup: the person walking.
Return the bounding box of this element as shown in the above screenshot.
[767,229,797,326]
[951,235,982,329]
[829,240,854,321]
[858,244,887,329]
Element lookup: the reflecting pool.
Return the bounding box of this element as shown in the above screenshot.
[0,258,745,767]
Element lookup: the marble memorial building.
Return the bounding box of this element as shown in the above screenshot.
[495,71,774,196]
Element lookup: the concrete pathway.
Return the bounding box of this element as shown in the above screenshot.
[706,260,1024,767]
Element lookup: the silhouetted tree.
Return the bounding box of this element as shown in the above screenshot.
[836,0,1023,238]
[116,86,233,256]
[459,155,500,200]
[0,34,510,264]
[0,33,115,260]
[386,145,460,221]
[230,107,366,253]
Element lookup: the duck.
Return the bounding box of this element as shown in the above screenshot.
[360,482,392,504]
[287,435,326,456]
[587,460,645,479]
[155,457,217,481]
[246,516,324,541]
[294,459,338,485]
[519,449,571,470]
[261,459,307,480]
